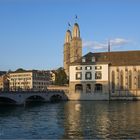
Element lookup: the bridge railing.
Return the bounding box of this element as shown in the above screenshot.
[0,90,65,94]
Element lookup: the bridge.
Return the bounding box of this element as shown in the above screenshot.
[0,91,68,105]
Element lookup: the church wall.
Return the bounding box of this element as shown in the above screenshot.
[110,65,140,97]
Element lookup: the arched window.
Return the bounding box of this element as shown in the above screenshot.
[138,71,140,89]
[116,68,119,89]
[95,84,102,93]
[75,84,83,93]
[129,71,132,89]
[86,84,91,93]
[120,70,124,90]
[112,71,115,92]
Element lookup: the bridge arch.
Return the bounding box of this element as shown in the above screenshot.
[0,97,17,105]
[49,94,63,102]
[24,95,46,103]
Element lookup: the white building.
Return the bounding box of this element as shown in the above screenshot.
[9,70,50,91]
[69,51,140,100]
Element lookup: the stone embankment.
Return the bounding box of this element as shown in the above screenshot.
[47,85,69,94]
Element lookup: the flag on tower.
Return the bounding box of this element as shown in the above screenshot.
[68,22,71,27]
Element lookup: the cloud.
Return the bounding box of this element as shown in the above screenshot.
[83,41,107,50]
[83,38,130,51]
[110,38,130,46]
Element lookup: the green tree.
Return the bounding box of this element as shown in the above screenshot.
[55,67,68,85]
[15,68,26,72]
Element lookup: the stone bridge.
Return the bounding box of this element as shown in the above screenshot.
[0,91,68,105]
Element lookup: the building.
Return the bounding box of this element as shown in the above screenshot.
[0,74,9,91]
[50,70,56,84]
[65,23,140,100]
[9,70,50,91]
[69,51,140,100]
[63,23,82,76]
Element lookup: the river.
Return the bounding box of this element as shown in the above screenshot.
[0,101,140,139]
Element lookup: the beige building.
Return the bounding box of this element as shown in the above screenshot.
[68,51,140,100]
[63,23,82,76]
[9,70,50,91]
[0,74,9,91]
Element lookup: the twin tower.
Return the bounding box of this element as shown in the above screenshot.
[63,23,82,76]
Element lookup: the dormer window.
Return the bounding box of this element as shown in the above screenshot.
[82,57,86,62]
[91,57,96,62]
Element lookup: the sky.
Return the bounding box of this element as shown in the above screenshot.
[0,0,140,71]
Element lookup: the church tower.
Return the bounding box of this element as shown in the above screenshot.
[70,23,82,63]
[63,22,82,77]
[63,30,72,76]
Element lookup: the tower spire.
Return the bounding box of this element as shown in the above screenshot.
[72,22,80,38]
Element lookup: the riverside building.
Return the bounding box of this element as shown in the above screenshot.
[0,74,9,91]
[63,22,140,100]
[9,70,50,91]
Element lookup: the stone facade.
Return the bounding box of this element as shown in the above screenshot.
[110,65,140,97]
[63,23,82,76]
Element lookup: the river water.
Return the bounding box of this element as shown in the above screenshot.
[0,101,140,139]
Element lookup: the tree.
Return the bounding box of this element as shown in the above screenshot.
[15,68,26,72]
[55,67,68,85]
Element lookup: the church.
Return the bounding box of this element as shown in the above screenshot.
[63,22,140,100]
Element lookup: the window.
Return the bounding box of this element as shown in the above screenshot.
[85,72,92,80]
[82,57,86,62]
[129,71,132,89]
[75,84,83,93]
[120,71,124,90]
[95,66,102,70]
[76,72,82,80]
[91,57,96,62]
[95,84,102,92]
[85,66,92,70]
[95,71,102,79]
[76,67,82,70]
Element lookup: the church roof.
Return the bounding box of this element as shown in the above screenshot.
[70,50,140,66]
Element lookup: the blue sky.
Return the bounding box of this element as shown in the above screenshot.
[0,0,140,71]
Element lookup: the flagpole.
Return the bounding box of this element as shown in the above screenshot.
[68,22,71,30]
[75,15,78,23]
[108,40,111,52]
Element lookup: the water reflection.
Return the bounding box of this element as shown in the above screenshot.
[63,101,140,139]
[1,101,140,139]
